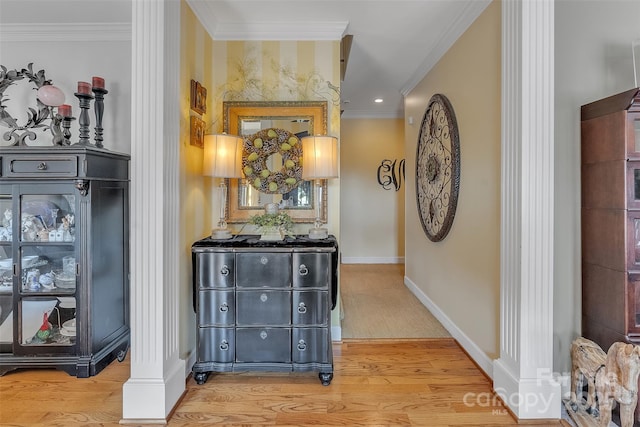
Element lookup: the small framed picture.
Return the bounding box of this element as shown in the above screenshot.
[190,116,205,148]
[190,80,207,115]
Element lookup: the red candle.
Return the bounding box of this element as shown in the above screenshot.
[77,81,92,95]
[92,76,105,89]
[58,104,72,117]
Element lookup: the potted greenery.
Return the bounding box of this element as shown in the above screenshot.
[249,209,293,241]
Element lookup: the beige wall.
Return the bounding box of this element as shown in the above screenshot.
[178,2,214,359]
[340,118,405,263]
[404,1,501,358]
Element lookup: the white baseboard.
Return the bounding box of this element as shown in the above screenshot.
[184,350,196,379]
[332,325,342,341]
[404,275,494,379]
[341,256,405,264]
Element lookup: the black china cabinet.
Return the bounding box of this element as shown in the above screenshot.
[0,146,129,377]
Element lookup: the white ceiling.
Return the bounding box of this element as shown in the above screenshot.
[187,0,491,118]
[0,0,491,119]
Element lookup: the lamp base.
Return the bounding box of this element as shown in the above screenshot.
[308,227,328,239]
[211,229,233,239]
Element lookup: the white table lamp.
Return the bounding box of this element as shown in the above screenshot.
[203,133,243,239]
[301,135,338,239]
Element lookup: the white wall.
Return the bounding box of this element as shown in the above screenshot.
[0,2,132,154]
[340,118,405,264]
[554,0,640,373]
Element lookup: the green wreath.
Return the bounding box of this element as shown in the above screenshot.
[242,127,303,194]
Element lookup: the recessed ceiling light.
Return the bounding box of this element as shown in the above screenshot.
[374,98,383,103]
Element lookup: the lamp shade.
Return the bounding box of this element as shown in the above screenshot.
[203,133,243,178]
[301,135,338,179]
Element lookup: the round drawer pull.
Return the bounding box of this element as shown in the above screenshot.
[260,256,269,265]
[260,331,268,340]
[260,293,268,302]
[220,265,230,276]
[219,302,229,312]
[298,264,309,276]
[297,340,307,351]
[220,340,229,350]
[297,302,307,314]
[37,162,48,170]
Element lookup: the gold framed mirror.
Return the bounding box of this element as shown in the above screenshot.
[223,101,328,223]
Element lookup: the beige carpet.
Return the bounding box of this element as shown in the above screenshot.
[339,264,450,339]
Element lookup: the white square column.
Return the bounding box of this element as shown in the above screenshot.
[493,0,561,419]
[122,0,186,423]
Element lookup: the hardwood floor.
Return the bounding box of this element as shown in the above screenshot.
[0,339,566,426]
[0,265,569,426]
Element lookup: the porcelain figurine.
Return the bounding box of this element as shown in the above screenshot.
[1,209,11,228]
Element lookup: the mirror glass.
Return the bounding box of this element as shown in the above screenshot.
[223,101,328,223]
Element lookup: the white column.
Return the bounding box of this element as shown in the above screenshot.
[122,0,185,423]
[493,0,560,419]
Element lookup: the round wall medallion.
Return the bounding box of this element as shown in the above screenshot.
[415,94,460,242]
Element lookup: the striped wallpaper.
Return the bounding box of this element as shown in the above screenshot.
[210,40,341,136]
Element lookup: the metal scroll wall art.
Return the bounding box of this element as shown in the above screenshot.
[415,94,460,242]
[377,158,405,191]
[0,63,108,148]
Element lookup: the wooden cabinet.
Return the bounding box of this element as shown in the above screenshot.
[0,146,130,377]
[191,235,337,385]
[581,88,640,350]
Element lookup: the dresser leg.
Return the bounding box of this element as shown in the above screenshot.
[319,372,333,386]
[194,372,210,385]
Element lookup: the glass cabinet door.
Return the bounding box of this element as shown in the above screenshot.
[0,190,12,353]
[15,191,77,351]
[629,213,640,268]
[627,162,640,210]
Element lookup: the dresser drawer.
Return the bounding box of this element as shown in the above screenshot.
[292,290,328,326]
[236,290,291,325]
[197,327,234,363]
[236,252,291,288]
[5,156,78,178]
[236,327,291,363]
[198,290,235,326]
[293,252,330,288]
[196,252,235,289]
[292,328,331,364]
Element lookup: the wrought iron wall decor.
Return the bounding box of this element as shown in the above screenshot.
[0,64,54,146]
[0,63,108,148]
[377,158,405,191]
[415,94,460,242]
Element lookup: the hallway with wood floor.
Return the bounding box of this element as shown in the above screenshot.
[0,264,570,426]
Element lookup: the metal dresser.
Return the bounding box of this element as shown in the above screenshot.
[191,234,338,386]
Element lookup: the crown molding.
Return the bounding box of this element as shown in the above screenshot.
[213,21,348,41]
[186,0,347,41]
[400,0,491,96]
[340,108,403,119]
[0,23,131,42]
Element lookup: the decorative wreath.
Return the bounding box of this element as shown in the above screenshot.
[242,127,303,194]
[0,63,53,146]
